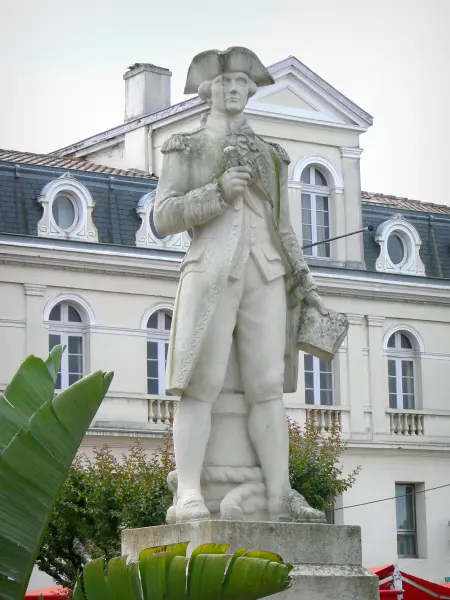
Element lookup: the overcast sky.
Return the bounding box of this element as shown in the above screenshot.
[0,0,449,203]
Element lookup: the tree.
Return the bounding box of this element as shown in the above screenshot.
[288,415,360,513]
[38,416,359,589]
[36,435,174,589]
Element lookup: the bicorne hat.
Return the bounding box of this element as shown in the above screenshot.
[184,46,274,94]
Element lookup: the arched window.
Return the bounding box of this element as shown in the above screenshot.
[304,354,333,405]
[48,302,85,389]
[300,166,330,258]
[146,309,172,395]
[387,331,416,409]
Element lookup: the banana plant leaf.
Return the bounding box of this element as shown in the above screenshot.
[75,542,293,600]
[0,346,113,600]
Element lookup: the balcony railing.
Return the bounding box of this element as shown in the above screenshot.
[306,406,342,433]
[388,411,424,436]
[149,397,178,426]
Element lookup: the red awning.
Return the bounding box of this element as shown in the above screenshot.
[25,586,67,599]
[370,564,450,599]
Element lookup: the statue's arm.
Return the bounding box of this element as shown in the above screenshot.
[153,135,227,236]
[271,144,318,298]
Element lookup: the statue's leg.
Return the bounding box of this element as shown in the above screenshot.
[236,259,289,517]
[236,258,325,522]
[174,277,240,522]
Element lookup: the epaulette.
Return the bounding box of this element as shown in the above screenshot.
[268,142,291,165]
[161,133,190,154]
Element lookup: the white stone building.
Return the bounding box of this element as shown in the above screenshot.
[1,55,450,586]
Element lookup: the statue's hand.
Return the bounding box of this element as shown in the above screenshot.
[218,166,252,203]
[304,290,329,316]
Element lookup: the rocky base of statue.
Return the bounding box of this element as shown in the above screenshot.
[121,521,379,600]
[166,470,326,524]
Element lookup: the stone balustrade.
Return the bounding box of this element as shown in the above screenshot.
[305,406,342,433]
[387,410,424,436]
[148,397,178,425]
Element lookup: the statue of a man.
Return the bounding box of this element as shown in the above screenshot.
[154,47,328,524]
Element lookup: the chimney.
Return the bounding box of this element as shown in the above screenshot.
[123,63,172,122]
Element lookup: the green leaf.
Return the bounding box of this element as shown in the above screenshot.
[188,543,229,594]
[127,561,144,600]
[139,552,172,600]
[166,556,188,600]
[0,356,55,454]
[242,550,283,563]
[72,576,86,600]
[0,357,113,600]
[83,557,110,600]
[139,542,189,561]
[190,543,229,558]
[45,344,64,384]
[107,556,135,600]
[222,557,292,600]
[188,554,229,600]
[222,548,247,590]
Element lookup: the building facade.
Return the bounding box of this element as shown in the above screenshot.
[2,55,450,586]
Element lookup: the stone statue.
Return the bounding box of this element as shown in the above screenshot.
[154,47,347,524]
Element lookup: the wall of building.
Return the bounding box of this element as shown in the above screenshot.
[341,449,450,582]
[3,239,449,586]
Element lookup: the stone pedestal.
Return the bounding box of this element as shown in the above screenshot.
[121,521,378,600]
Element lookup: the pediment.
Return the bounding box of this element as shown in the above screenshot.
[256,88,318,111]
[246,57,372,130]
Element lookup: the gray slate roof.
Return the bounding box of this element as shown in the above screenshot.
[0,153,156,246]
[362,191,450,215]
[0,149,156,179]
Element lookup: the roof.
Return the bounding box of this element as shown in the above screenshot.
[270,56,373,126]
[362,191,450,215]
[0,148,156,180]
[51,96,204,157]
[51,54,372,157]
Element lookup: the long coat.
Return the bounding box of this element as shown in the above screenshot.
[153,121,318,396]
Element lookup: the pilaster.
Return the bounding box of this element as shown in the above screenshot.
[366,315,388,436]
[339,147,365,268]
[346,313,368,439]
[24,284,48,358]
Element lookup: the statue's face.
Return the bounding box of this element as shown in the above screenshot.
[210,71,250,115]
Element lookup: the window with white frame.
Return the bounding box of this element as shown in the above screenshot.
[387,331,416,409]
[147,310,172,395]
[300,166,331,258]
[396,483,417,557]
[304,354,333,405]
[37,173,98,242]
[48,302,85,389]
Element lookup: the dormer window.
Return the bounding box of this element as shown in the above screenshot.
[136,190,190,251]
[375,214,425,276]
[37,173,98,242]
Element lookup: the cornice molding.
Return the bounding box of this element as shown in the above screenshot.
[0,317,26,328]
[23,283,46,296]
[2,241,450,306]
[366,315,386,328]
[340,146,363,159]
[346,313,364,325]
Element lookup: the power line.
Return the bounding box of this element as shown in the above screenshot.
[333,482,450,512]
